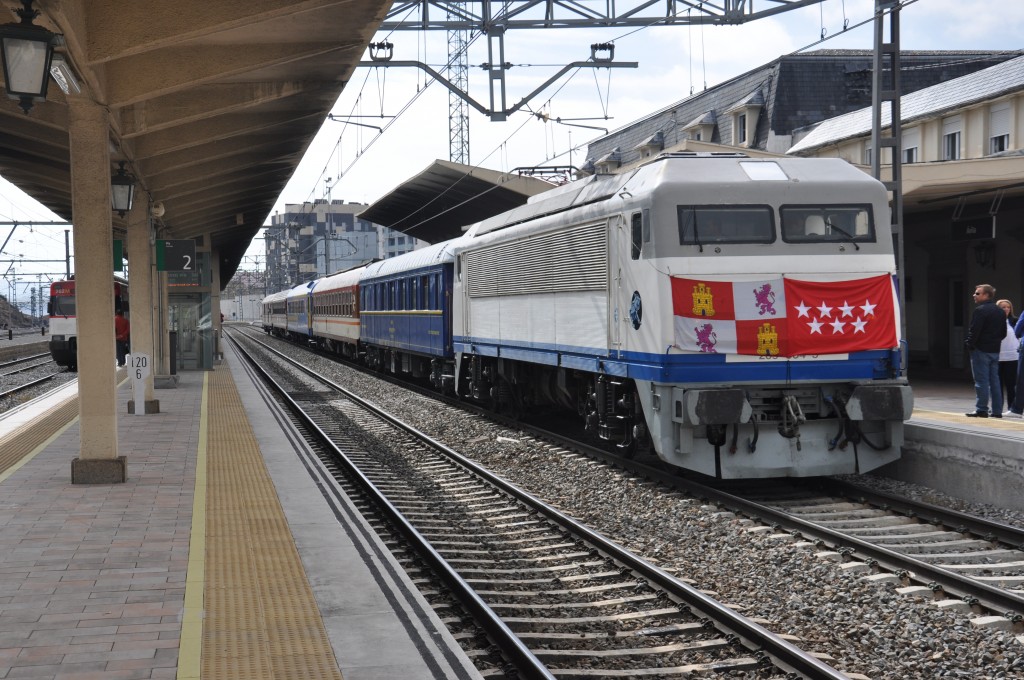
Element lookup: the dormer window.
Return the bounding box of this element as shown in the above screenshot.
[725,89,764,148]
[681,110,716,144]
[594,147,622,174]
[635,132,664,159]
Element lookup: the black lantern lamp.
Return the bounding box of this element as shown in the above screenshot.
[111,162,135,217]
[0,1,58,114]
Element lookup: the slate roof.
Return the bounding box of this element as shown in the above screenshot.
[788,55,1024,154]
[584,51,1021,168]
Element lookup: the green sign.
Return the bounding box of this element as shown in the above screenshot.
[156,239,197,271]
[114,239,124,271]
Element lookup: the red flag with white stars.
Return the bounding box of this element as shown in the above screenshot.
[783,275,898,356]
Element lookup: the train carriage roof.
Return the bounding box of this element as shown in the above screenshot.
[314,265,368,293]
[361,237,468,280]
[284,281,317,302]
[261,290,289,305]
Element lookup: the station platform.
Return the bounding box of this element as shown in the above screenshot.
[0,345,481,680]
[890,377,1024,513]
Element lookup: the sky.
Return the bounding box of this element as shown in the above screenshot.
[1,0,1022,308]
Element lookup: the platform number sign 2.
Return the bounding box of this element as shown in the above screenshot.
[156,240,197,271]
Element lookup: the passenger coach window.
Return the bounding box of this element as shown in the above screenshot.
[780,205,874,244]
[677,205,774,245]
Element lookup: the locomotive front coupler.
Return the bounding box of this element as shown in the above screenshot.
[777,394,806,451]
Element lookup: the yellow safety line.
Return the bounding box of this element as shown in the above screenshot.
[912,408,1024,428]
[177,372,208,680]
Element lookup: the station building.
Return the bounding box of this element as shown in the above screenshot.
[581,50,1024,377]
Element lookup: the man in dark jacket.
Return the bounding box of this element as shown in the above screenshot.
[965,283,1006,417]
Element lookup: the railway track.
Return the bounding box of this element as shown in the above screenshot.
[229,327,1024,624]
[712,478,1024,624]
[228,329,850,679]
[0,352,64,403]
[0,352,53,373]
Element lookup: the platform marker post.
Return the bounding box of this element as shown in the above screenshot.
[128,353,151,416]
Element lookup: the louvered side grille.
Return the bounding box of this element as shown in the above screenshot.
[465,223,608,298]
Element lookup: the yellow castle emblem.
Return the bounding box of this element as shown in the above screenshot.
[691,283,715,317]
[757,322,780,356]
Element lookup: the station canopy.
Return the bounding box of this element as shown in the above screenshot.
[358,160,556,244]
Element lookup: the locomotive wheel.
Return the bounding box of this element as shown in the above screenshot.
[493,377,523,420]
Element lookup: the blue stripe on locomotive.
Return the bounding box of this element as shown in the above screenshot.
[454,336,900,383]
[361,263,453,358]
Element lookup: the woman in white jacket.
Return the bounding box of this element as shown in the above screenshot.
[996,299,1018,415]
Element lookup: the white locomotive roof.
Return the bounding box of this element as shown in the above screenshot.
[361,236,467,279]
[462,153,882,240]
[470,170,636,237]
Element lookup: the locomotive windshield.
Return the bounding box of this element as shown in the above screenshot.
[50,296,75,317]
[677,205,774,245]
[780,205,874,244]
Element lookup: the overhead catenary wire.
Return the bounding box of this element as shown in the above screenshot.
[343,0,940,237]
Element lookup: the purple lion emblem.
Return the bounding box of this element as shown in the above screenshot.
[695,323,718,353]
[753,283,776,316]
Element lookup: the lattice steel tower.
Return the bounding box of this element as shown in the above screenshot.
[447,10,470,164]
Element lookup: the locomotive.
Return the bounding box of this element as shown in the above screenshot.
[263,152,912,478]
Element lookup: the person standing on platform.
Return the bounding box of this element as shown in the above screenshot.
[996,299,1018,414]
[964,284,1005,418]
[115,309,131,368]
[1008,312,1024,419]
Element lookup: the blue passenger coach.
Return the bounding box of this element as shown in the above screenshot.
[359,239,462,389]
[285,281,316,341]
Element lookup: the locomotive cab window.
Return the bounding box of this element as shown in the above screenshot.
[630,212,643,259]
[677,205,774,245]
[780,205,874,244]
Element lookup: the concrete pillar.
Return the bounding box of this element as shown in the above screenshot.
[126,200,159,413]
[67,97,126,484]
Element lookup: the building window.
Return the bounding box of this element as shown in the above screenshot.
[736,114,747,144]
[901,126,920,164]
[989,101,1011,155]
[942,115,961,160]
[863,146,873,166]
[944,132,961,160]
